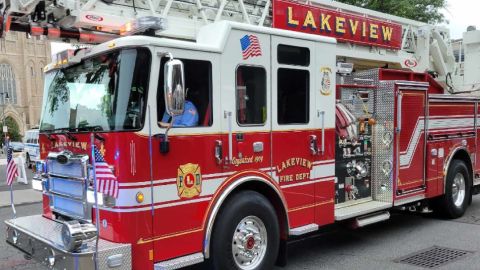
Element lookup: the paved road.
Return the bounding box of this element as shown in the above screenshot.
[2,197,480,270]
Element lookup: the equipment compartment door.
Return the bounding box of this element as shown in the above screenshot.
[396,85,428,194]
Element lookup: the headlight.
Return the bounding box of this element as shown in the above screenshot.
[61,220,97,252]
[87,190,104,205]
[61,220,83,252]
[31,178,43,191]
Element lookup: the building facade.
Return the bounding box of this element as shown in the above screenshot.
[0,31,51,137]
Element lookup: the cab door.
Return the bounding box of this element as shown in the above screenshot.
[219,30,272,181]
[271,37,317,228]
[151,48,222,261]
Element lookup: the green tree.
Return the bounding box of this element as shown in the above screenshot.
[335,0,447,24]
[0,116,22,145]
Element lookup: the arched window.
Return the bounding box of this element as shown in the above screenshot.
[0,63,17,104]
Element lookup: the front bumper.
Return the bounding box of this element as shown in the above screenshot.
[5,215,131,270]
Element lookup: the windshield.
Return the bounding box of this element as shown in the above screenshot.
[40,48,151,132]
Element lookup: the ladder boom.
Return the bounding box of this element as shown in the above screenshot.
[2,0,476,93]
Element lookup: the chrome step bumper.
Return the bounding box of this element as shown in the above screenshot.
[5,215,131,270]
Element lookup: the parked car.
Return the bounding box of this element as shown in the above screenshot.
[9,141,24,152]
[24,129,39,167]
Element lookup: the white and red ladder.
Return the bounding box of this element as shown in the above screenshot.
[0,0,464,91]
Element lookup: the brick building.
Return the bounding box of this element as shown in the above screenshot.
[0,31,51,136]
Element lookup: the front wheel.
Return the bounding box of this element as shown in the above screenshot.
[439,160,470,218]
[210,190,280,270]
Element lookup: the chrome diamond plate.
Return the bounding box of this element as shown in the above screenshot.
[5,215,131,270]
[339,86,375,118]
[371,81,395,203]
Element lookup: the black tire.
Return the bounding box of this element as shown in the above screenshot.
[209,190,280,270]
[439,160,471,218]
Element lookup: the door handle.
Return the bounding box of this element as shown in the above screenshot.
[224,111,233,164]
[320,110,325,155]
[215,140,223,165]
[396,92,402,133]
[310,135,318,155]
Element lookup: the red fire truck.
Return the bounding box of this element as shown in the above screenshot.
[3,0,480,269]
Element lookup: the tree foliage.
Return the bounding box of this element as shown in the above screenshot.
[335,0,447,24]
[0,116,22,144]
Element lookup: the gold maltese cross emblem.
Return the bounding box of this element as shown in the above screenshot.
[177,163,202,198]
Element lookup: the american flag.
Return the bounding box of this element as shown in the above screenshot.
[240,35,262,60]
[6,145,18,186]
[93,146,118,198]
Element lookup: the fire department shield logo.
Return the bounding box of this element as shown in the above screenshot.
[320,67,332,96]
[177,163,202,198]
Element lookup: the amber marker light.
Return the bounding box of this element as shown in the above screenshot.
[136,192,145,203]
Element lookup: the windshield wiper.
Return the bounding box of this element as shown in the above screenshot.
[52,128,78,141]
[77,126,105,141]
[76,125,104,132]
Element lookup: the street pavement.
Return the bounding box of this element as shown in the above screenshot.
[1,196,480,269]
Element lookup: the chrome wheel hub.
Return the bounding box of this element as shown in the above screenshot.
[452,173,466,207]
[232,216,267,270]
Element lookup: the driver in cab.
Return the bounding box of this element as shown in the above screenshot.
[159,89,199,127]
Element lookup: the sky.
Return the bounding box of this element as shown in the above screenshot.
[441,0,479,39]
[50,0,477,55]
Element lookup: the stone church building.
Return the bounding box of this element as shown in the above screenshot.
[0,31,51,136]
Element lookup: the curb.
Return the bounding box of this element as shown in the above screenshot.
[0,200,41,209]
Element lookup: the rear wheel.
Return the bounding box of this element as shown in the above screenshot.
[439,160,470,218]
[210,190,279,270]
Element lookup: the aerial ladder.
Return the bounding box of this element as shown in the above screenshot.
[1,0,479,92]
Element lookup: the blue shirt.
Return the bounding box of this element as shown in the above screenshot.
[162,100,199,127]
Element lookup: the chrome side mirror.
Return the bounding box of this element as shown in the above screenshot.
[164,59,185,117]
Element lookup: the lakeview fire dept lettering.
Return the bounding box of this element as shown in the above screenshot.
[273,0,402,49]
[177,163,202,198]
[52,141,88,150]
[276,157,313,183]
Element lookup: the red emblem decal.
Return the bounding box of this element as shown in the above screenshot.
[85,15,104,22]
[404,59,418,68]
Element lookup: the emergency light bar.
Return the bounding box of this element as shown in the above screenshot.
[120,16,167,35]
[3,19,118,43]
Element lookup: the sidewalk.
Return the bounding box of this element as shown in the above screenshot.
[0,189,42,208]
[0,156,42,208]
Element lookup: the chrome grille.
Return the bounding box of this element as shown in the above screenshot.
[47,158,85,178]
[46,152,90,221]
[49,177,84,199]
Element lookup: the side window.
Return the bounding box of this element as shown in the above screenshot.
[236,66,267,125]
[26,132,31,144]
[157,58,213,127]
[277,44,310,66]
[277,68,310,124]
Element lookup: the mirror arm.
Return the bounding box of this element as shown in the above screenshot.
[156,118,174,154]
[157,51,173,60]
